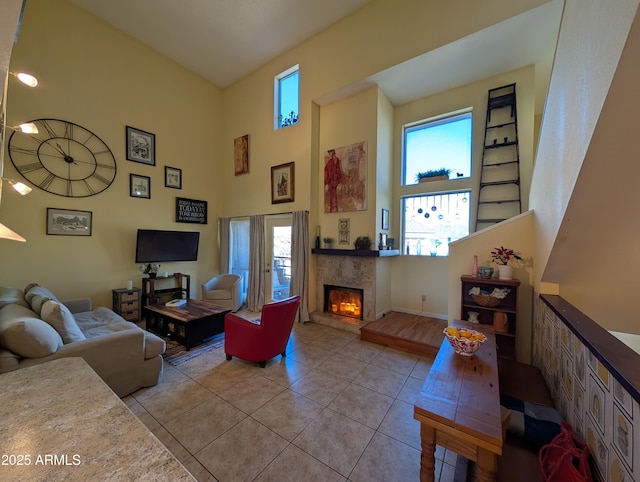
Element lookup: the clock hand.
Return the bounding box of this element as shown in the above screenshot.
[54,142,68,156]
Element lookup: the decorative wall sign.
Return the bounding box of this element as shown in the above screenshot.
[165,166,182,189]
[323,141,367,213]
[130,174,150,198]
[234,134,249,175]
[338,218,350,245]
[47,208,92,236]
[271,162,295,203]
[176,197,208,224]
[126,126,155,165]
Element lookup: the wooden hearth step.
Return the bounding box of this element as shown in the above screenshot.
[359,311,446,358]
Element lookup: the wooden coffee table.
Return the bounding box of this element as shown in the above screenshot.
[144,299,231,350]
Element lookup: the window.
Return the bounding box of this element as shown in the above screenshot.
[403,111,472,185]
[229,219,250,302]
[274,65,299,129]
[403,191,470,256]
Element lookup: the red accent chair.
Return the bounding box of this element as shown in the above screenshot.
[224,295,301,368]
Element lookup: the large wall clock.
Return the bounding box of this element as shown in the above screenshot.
[8,118,117,197]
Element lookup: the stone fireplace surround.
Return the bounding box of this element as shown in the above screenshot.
[310,249,398,333]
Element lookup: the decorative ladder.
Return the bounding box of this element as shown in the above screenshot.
[475,83,522,231]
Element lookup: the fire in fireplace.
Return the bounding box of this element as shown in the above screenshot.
[324,284,364,320]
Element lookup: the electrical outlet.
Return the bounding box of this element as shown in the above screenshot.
[421,294,426,302]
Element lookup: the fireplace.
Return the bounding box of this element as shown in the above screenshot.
[324,284,364,321]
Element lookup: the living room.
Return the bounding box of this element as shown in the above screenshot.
[2,0,640,479]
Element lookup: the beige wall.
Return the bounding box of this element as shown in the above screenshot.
[529,0,640,333]
[1,0,223,306]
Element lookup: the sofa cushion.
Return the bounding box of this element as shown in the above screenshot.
[24,285,59,316]
[74,307,138,337]
[0,304,63,357]
[203,289,232,301]
[0,287,29,309]
[41,300,86,344]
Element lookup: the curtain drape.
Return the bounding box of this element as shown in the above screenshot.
[247,214,265,311]
[291,211,310,321]
[218,217,230,273]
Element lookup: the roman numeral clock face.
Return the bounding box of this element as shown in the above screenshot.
[8,119,117,197]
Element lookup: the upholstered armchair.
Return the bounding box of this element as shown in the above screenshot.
[224,295,301,367]
[201,274,242,311]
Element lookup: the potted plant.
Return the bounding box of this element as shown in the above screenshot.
[322,237,334,249]
[415,168,452,183]
[490,246,522,280]
[354,235,372,250]
[139,263,161,278]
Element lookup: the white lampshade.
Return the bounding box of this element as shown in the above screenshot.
[13,72,38,88]
[4,179,32,195]
[0,222,26,242]
[15,122,38,134]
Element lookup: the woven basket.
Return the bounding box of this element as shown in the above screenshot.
[471,294,501,307]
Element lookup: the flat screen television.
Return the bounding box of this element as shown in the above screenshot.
[135,229,200,263]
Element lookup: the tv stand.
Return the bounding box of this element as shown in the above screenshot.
[142,273,190,308]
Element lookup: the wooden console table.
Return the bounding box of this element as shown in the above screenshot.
[414,321,502,482]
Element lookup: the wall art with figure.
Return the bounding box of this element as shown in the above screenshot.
[323,141,367,213]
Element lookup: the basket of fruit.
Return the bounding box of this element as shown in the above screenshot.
[443,326,487,356]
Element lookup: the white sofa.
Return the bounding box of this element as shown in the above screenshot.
[201,274,242,311]
[0,284,165,397]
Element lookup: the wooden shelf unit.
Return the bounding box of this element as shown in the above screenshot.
[460,275,520,360]
[141,273,190,307]
[112,288,141,323]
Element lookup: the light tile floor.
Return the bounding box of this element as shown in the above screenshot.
[124,321,462,481]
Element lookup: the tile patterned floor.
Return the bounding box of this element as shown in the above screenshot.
[124,321,462,481]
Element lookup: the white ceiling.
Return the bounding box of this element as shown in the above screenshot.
[69,0,563,107]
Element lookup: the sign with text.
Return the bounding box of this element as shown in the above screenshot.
[176,197,208,224]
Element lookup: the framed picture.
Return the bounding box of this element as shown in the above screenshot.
[47,208,92,236]
[126,126,155,165]
[271,162,295,204]
[130,174,150,199]
[176,197,208,224]
[382,208,389,230]
[234,134,249,175]
[165,166,182,189]
[338,218,350,245]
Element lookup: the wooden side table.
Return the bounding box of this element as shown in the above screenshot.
[112,287,142,322]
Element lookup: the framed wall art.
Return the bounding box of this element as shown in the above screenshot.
[234,134,249,175]
[165,166,182,189]
[338,218,350,245]
[323,141,367,213]
[271,162,295,204]
[126,126,155,165]
[47,208,92,236]
[130,174,151,199]
[176,197,208,224]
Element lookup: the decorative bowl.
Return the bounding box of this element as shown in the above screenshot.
[443,327,487,356]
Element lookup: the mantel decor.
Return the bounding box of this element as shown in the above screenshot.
[126,126,155,166]
[176,197,207,224]
[271,162,294,204]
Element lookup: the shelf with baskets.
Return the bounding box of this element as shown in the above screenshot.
[460,275,520,360]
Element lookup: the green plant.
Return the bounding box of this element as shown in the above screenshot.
[323,237,334,244]
[415,168,452,182]
[139,263,161,274]
[354,235,372,250]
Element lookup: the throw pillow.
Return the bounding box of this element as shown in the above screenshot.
[24,285,59,316]
[41,300,86,344]
[0,287,29,309]
[0,304,63,357]
[500,394,563,448]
